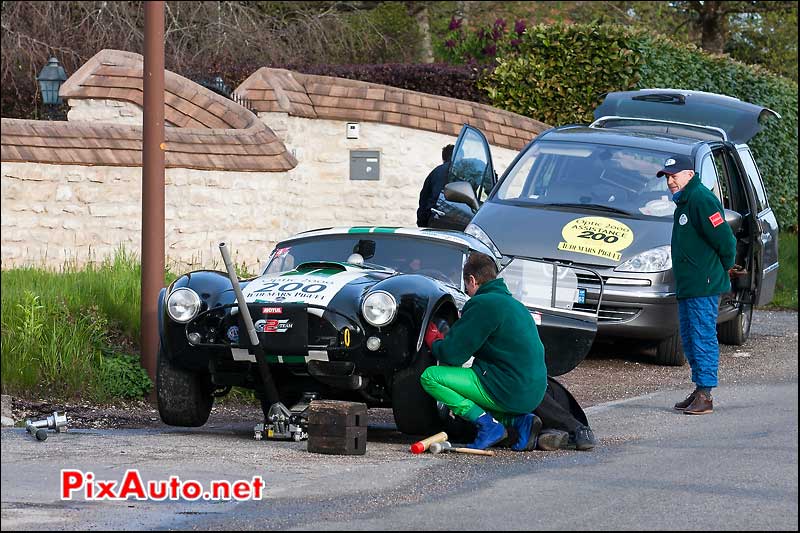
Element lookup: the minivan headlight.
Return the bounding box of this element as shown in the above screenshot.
[361,291,397,327]
[614,245,672,273]
[166,288,202,323]
[465,222,502,258]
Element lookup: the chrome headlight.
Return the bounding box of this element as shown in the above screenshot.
[614,245,672,273]
[361,291,397,327]
[465,222,502,259]
[166,288,202,323]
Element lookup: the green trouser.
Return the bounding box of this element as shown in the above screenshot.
[420,365,518,425]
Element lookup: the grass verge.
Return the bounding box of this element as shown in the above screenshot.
[2,249,258,402]
[767,232,798,310]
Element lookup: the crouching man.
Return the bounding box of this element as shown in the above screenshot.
[420,251,547,450]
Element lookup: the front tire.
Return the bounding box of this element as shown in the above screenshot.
[391,348,443,436]
[718,301,753,345]
[157,343,214,427]
[653,332,686,366]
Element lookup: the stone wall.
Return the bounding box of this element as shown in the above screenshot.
[1,107,521,272]
[66,98,172,126]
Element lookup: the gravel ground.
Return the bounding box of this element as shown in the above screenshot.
[9,309,797,430]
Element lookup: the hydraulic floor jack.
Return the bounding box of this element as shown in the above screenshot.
[219,242,314,443]
[253,392,317,441]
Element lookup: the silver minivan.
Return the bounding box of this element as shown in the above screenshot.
[429,89,780,366]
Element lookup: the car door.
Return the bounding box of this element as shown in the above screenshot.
[708,144,768,309]
[733,146,780,305]
[428,124,496,231]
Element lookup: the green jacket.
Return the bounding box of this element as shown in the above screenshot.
[671,174,737,299]
[431,278,547,414]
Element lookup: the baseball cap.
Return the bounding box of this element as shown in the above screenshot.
[656,154,694,177]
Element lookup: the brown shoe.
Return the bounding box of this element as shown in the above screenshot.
[684,391,713,415]
[674,390,697,411]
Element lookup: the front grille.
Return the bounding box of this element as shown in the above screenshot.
[573,303,642,323]
[576,272,605,286]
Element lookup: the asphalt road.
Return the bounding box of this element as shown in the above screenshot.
[1,310,797,531]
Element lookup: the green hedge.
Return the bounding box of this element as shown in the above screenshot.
[482,23,798,232]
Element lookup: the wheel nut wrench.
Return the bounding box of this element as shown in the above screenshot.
[25,411,68,441]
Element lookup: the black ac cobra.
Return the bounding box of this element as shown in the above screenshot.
[157,226,602,435]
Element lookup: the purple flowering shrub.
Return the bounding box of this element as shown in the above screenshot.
[440,16,526,65]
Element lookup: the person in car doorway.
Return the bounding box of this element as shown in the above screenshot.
[419,251,547,450]
[416,144,454,227]
[659,155,737,415]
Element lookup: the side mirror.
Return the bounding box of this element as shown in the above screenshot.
[444,182,479,212]
[724,209,743,234]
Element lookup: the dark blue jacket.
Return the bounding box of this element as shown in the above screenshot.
[416,162,449,227]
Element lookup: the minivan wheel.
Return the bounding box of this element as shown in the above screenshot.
[653,332,686,366]
[717,302,753,345]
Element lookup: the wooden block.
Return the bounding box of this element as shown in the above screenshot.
[307,400,367,428]
[308,426,367,455]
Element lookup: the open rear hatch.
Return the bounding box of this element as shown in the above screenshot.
[592,89,780,143]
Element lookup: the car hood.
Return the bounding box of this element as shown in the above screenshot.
[473,201,673,268]
[594,89,780,144]
[242,263,390,306]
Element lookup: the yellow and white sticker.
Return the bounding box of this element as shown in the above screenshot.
[557,216,634,262]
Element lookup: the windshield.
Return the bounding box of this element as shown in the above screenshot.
[494,141,679,218]
[263,235,465,288]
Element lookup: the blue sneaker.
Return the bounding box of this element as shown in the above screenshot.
[510,413,543,451]
[466,413,507,450]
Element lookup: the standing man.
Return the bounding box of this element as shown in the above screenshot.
[416,144,454,227]
[658,155,737,415]
[420,252,547,450]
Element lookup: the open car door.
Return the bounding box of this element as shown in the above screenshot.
[592,89,780,143]
[499,257,603,376]
[429,124,496,231]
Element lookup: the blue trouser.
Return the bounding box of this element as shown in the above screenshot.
[677,295,720,388]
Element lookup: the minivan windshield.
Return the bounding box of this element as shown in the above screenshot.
[494,141,679,218]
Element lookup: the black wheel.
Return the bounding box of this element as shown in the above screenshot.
[718,301,753,345]
[391,348,444,436]
[653,331,686,366]
[157,343,214,427]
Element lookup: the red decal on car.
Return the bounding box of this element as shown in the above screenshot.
[708,212,724,228]
[262,307,282,314]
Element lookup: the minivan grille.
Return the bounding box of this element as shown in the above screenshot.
[573,303,642,323]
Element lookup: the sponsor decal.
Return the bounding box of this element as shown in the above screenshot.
[227,326,239,342]
[242,270,368,307]
[262,307,282,314]
[274,247,291,258]
[679,214,688,225]
[557,216,634,262]
[708,212,724,228]
[254,319,293,333]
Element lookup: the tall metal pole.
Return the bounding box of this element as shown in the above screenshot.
[141,1,165,387]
